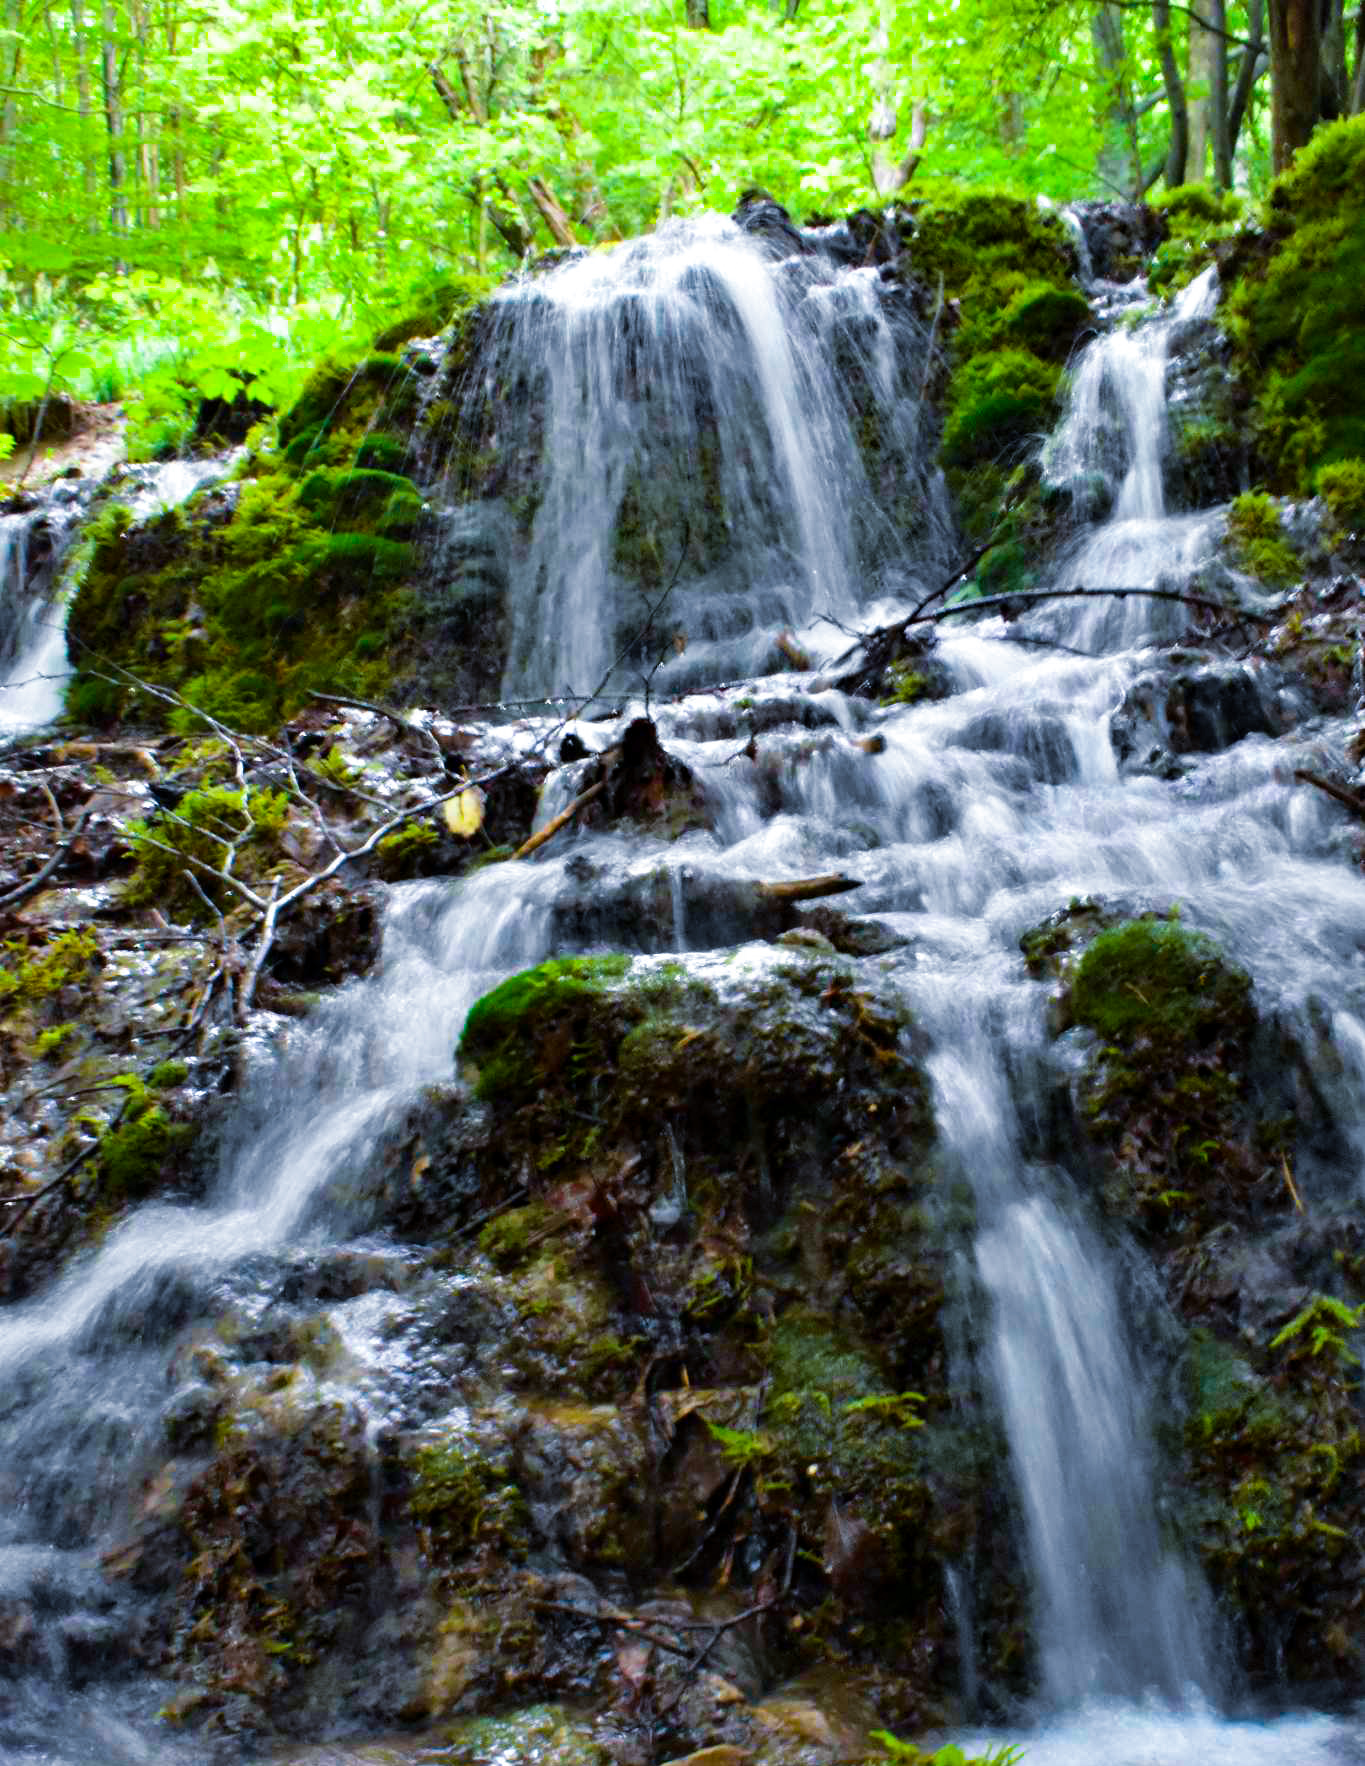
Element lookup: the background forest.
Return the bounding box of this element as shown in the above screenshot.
[2,0,1364,456]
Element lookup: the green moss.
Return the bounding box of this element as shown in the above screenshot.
[374,819,440,880]
[1071,916,1251,1044]
[351,432,413,475]
[477,1201,560,1270]
[408,1434,526,1562]
[1149,186,1243,294]
[1225,117,1365,487]
[97,1104,195,1201]
[371,270,496,352]
[123,783,289,918]
[1225,491,1301,588]
[0,927,99,1008]
[1316,457,1365,530]
[459,955,633,1104]
[940,348,1061,468]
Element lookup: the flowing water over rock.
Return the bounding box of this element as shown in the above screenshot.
[462,211,953,704]
[1,457,235,734]
[5,237,1365,1765]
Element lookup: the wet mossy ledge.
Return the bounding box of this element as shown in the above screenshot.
[1223,114,1365,491]
[63,296,502,733]
[1024,903,1365,1692]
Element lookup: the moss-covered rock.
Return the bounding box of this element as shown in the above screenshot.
[1148,184,1243,294]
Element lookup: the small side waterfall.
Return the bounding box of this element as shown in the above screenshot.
[1,457,235,734]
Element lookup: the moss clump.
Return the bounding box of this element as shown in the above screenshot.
[0,926,100,1007]
[97,1102,195,1201]
[459,955,633,1107]
[374,819,440,880]
[371,270,496,352]
[1064,914,1268,1239]
[1149,185,1243,294]
[904,191,1080,546]
[351,432,413,476]
[1225,116,1365,488]
[1316,457,1365,531]
[123,782,289,918]
[409,1434,526,1564]
[1224,491,1301,588]
[1071,915,1252,1044]
[65,460,420,731]
[940,348,1062,470]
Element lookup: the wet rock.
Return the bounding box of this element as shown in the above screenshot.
[1110,657,1294,764]
[1069,201,1165,285]
[950,710,1077,784]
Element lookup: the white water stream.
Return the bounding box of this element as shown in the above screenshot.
[2,239,1364,1764]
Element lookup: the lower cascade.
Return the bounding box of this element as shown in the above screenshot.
[5,199,1365,1766]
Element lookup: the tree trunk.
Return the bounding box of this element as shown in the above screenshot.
[527,176,576,246]
[1209,0,1233,186]
[1267,0,1323,168]
[1229,0,1268,147]
[427,57,534,257]
[1092,4,1141,198]
[1153,0,1189,186]
[1352,0,1365,112]
[71,0,96,198]
[100,0,126,233]
[684,0,711,24]
[1321,0,1348,115]
[1188,7,1215,179]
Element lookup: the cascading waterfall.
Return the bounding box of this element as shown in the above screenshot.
[6,231,1365,1766]
[459,212,952,703]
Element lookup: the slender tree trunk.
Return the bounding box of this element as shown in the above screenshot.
[427,58,534,256]
[1153,0,1190,185]
[1229,0,1268,148]
[1188,8,1215,179]
[1092,4,1140,198]
[100,0,127,233]
[1321,0,1347,114]
[684,0,711,24]
[1352,0,1365,111]
[1209,0,1233,185]
[1267,0,1323,168]
[71,0,96,200]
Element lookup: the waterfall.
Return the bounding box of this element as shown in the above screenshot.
[1,457,236,734]
[6,237,1365,1766]
[458,214,950,703]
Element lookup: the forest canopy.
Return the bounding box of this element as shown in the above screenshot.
[2,0,1363,447]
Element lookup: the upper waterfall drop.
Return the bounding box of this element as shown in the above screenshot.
[461,212,950,704]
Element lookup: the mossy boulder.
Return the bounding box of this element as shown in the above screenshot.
[1148,184,1243,294]
[1041,913,1279,1240]
[902,190,1081,548]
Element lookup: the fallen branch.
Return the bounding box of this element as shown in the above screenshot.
[511,780,606,862]
[0,804,94,909]
[756,874,861,903]
[1293,768,1365,817]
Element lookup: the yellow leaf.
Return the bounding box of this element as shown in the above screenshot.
[443,787,485,838]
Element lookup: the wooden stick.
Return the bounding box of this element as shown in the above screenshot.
[756,874,862,903]
[512,780,605,861]
[1282,1153,1305,1213]
[1294,768,1365,817]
